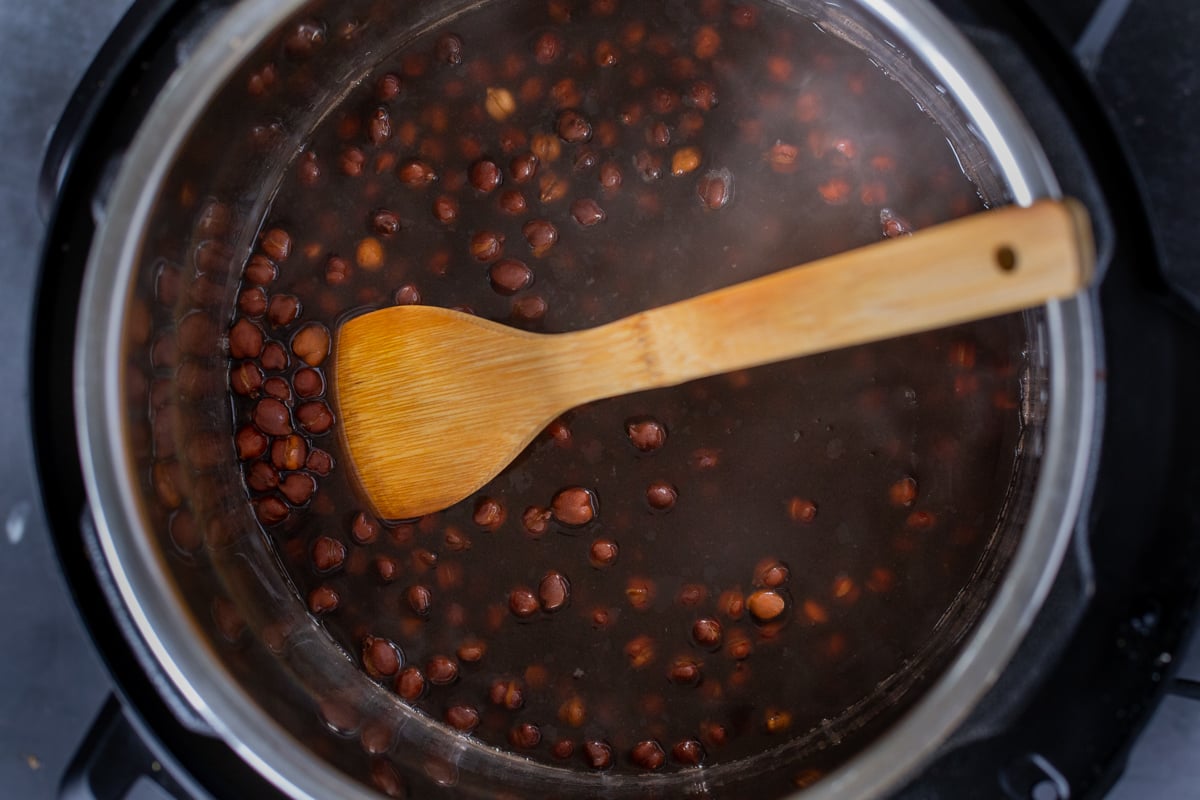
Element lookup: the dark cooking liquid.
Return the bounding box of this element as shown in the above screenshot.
[225,0,1021,777]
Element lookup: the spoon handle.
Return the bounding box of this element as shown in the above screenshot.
[572,198,1093,396]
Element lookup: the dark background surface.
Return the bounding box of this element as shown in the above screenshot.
[1,0,1197,798]
[0,1,127,797]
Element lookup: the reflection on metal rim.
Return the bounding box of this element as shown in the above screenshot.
[798,3,1098,797]
[73,0,1098,798]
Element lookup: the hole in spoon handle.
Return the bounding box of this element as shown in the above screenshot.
[995,245,1018,272]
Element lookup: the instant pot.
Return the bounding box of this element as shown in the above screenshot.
[8,0,1200,798]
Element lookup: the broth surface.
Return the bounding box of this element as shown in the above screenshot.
[224,0,1022,775]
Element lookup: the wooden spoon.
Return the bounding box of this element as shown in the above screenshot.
[334,198,1093,520]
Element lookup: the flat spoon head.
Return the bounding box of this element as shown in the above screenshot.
[335,307,570,519]
[335,199,1093,520]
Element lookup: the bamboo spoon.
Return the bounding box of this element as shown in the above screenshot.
[334,198,1093,520]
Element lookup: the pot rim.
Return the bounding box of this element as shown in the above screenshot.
[73,1,1098,798]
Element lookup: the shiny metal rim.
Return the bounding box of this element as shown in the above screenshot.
[73,1,1098,798]
[800,1,1097,797]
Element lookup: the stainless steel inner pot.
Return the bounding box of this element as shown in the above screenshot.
[73,0,1099,797]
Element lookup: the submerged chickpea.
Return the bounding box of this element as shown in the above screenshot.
[625,577,656,611]
[646,481,678,511]
[538,571,571,611]
[296,401,334,434]
[488,258,533,294]
[260,228,291,261]
[673,739,705,766]
[293,367,324,398]
[308,585,338,614]
[787,497,818,523]
[397,159,438,186]
[599,161,623,191]
[569,198,606,226]
[235,426,268,460]
[509,723,541,750]
[228,319,263,359]
[522,505,551,536]
[748,589,788,622]
[589,538,619,568]
[356,237,384,270]
[485,86,516,120]
[630,740,666,770]
[555,109,593,143]
[510,152,539,183]
[362,636,401,678]
[351,512,381,544]
[489,678,524,709]
[509,587,539,618]
[367,107,392,145]
[889,476,918,506]
[582,740,612,770]
[671,146,702,175]
[445,705,479,732]
[765,708,793,734]
[291,323,330,366]
[458,638,487,662]
[472,496,506,528]
[531,133,562,163]
[754,559,790,588]
[522,219,558,257]
[666,657,702,686]
[551,486,596,526]
[231,363,263,400]
[692,617,723,649]
[697,168,733,209]
[237,288,267,319]
[469,230,505,261]
[324,255,351,285]
[405,585,432,617]
[272,435,307,471]
[252,398,290,436]
[469,158,503,192]
[396,667,426,701]
[267,295,301,327]
[559,695,587,727]
[426,655,459,685]
[394,284,422,305]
